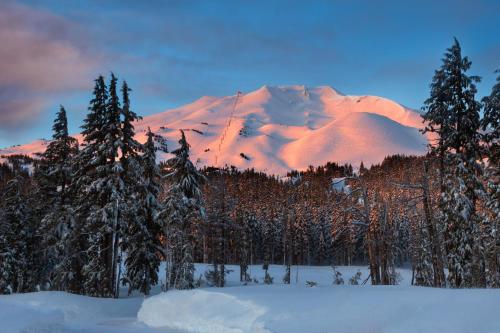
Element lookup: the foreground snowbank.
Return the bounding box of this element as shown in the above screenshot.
[138,289,269,333]
[2,265,500,333]
[137,283,500,333]
[0,291,146,333]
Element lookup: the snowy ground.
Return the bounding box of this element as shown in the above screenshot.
[1,264,500,333]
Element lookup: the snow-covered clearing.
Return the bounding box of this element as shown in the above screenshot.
[1,264,499,333]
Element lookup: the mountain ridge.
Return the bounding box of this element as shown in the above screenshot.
[0,85,430,175]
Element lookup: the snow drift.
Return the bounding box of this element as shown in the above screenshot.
[0,85,430,175]
[1,265,500,333]
[138,289,270,333]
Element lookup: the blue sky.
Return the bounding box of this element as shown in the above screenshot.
[0,0,498,147]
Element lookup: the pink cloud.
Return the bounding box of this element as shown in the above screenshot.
[0,1,97,130]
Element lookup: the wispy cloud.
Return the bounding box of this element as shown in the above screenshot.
[1,0,498,147]
[0,1,96,133]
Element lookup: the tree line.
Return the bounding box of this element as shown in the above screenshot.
[0,39,498,297]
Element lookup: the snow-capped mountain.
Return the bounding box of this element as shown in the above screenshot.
[0,85,430,175]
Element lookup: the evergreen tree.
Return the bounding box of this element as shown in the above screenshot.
[481,71,500,288]
[119,80,147,295]
[359,161,367,176]
[67,77,108,294]
[205,173,234,288]
[422,39,483,288]
[0,176,35,294]
[481,70,500,154]
[78,74,125,297]
[123,128,162,295]
[160,130,205,290]
[414,220,434,287]
[120,81,142,159]
[235,211,251,283]
[37,106,79,290]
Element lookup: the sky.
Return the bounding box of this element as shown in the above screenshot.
[0,0,499,148]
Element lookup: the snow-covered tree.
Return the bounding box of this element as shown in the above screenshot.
[205,177,233,288]
[117,80,154,295]
[0,176,35,294]
[36,106,79,290]
[422,39,484,288]
[123,128,162,295]
[160,130,206,290]
[480,70,500,288]
[414,220,434,287]
[77,74,126,297]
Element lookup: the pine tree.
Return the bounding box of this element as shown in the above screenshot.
[77,75,109,297]
[67,77,108,295]
[119,80,148,295]
[414,220,434,287]
[481,70,500,154]
[123,128,162,295]
[120,81,142,159]
[160,130,206,290]
[205,173,234,288]
[359,161,367,176]
[235,211,251,283]
[77,74,125,297]
[481,70,500,288]
[37,106,79,290]
[422,39,483,288]
[0,176,35,294]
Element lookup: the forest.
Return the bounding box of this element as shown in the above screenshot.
[0,39,498,298]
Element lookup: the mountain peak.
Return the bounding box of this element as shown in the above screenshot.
[0,85,429,175]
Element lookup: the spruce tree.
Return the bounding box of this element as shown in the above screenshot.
[120,81,142,159]
[205,177,232,288]
[414,220,434,287]
[37,106,79,290]
[160,130,206,290]
[77,74,125,297]
[422,39,483,288]
[123,128,162,295]
[481,71,500,288]
[0,176,34,294]
[77,75,109,297]
[119,80,145,295]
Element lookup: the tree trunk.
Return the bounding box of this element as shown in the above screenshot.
[422,161,445,287]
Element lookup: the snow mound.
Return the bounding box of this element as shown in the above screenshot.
[138,289,270,333]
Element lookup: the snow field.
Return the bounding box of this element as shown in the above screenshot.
[1,264,500,333]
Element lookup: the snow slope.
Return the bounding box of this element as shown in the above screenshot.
[2,264,500,333]
[0,85,430,175]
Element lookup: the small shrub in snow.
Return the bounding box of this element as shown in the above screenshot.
[391,271,403,285]
[349,271,362,285]
[194,274,204,288]
[204,267,233,287]
[263,271,274,284]
[262,263,273,284]
[204,268,219,287]
[332,266,344,285]
[262,264,274,284]
[282,267,291,284]
[306,281,318,287]
[241,271,251,283]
